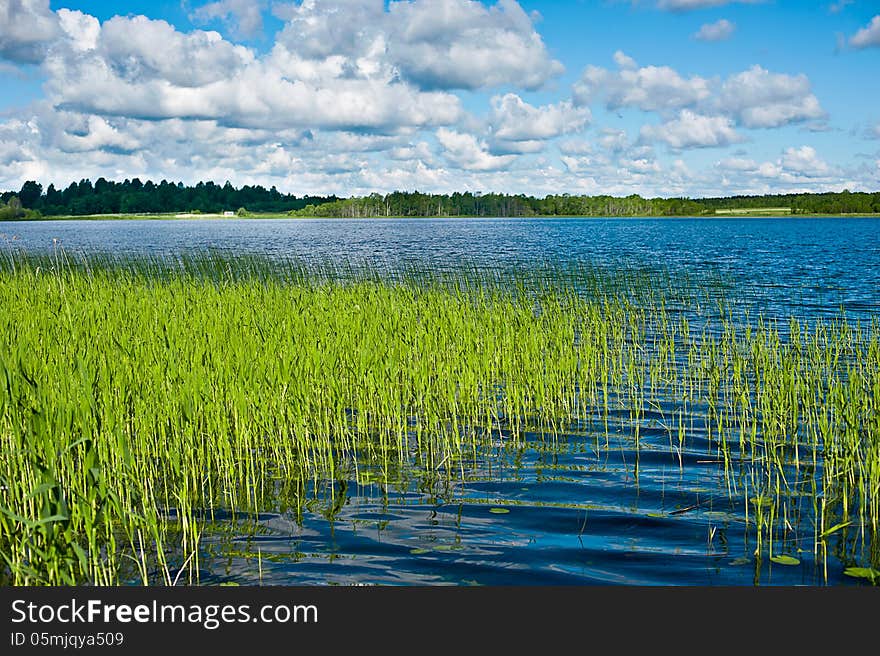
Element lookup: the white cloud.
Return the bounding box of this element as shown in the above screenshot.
[716,156,758,171]
[191,0,267,38]
[715,146,836,182]
[718,65,825,128]
[388,141,434,163]
[558,139,593,155]
[780,145,831,177]
[488,93,590,153]
[598,128,630,152]
[0,0,60,63]
[388,0,563,90]
[273,0,563,91]
[273,0,385,60]
[436,128,516,171]
[53,115,141,154]
[575,57,825,132]
[612,50,637,69]
[850,15,880,48]
[96,16,256,87]
[56,9,100,52]
[573,58,712,112]
[640,110,742,148]
[42,14,462,132]
[694,19,735,41]
[619,157,661,173]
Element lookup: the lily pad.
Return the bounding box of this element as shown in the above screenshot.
[770,554,800,566]
[489,507,510,514]
[843,567,880,583]
[409,548,431,555]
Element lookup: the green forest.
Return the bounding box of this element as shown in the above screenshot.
[2,178,879,219]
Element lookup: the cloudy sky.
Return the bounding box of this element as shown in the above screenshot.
[1,0,879,198]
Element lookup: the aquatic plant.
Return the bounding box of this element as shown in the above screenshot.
[0,252,876,584]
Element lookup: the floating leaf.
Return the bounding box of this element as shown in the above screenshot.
[843,567,880,584]
[489,507,509,514]
[730,557,752,566]
[219,582,239,586]
[409,548,430,555]
[770,555,800,566]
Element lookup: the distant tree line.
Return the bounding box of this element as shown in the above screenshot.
[289,189,880,218]
[2,179,879,219]
[0,179,336,216]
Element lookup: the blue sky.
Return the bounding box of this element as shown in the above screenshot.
[1,0,879,197]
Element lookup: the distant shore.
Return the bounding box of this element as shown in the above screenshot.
[3,212,880,222]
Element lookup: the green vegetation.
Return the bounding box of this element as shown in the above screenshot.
[0,196,41,221]
[0,254,877,585]
[288,190,880,217]
[0,179,335,217]
[3,179,880,219]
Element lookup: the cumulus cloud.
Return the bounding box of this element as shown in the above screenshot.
[56,9,100,52]
[557,139,593,155]
[640,110,742,148]
[850,15,880,48]
[719,65,825,128]
[612,50,637,69]
[0,0,60,64]
[41,13,462,132]
[716,156,758,171]
[191,0,267,39]
[273,0,563,91]
[95,16,255,87]
[52,114,141,154]
[598,128,630,153]
[388,0,563,90]
[694,19,735,41]
[780,145,832,177]
[573,55,712,112]
[488,93,590,153]
[436,128,516,171]
[619,157,661,173]
[576,57,824,133]
[715,146,836,181]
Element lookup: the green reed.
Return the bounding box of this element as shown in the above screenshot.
[0,252,876,584]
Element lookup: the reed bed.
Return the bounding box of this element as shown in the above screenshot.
[0,252,877,584]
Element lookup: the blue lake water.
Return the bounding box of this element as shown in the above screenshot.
[3,216,879,319]
[3,216,879,585]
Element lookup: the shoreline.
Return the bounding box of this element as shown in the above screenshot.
[3,212,880,222]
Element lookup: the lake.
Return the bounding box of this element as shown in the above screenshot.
[3,216,879,320]
[2,216,878,585]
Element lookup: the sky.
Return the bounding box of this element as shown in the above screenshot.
[1,0,879,198]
